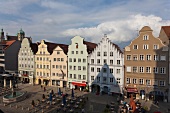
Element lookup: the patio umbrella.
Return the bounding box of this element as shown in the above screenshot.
[71,88,74,98]
[62,94,66,105]
[58,88,61,96]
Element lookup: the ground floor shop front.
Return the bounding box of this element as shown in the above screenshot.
[69,82,87,91]
[35,78,67,87]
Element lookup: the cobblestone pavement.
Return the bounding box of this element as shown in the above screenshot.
[0,84,119,113]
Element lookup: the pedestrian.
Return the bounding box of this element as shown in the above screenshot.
[41,85,42,89]
[44,87,46,92]
[86,96,88,101]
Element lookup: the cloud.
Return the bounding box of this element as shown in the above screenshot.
[62,14,170,43]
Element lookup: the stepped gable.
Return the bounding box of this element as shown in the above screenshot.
[111,42,123,54]
[45,41,68,54]
[162,26,170,38]
[83,41,97,54]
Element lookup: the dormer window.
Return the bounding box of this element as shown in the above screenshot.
[143,35,149,40]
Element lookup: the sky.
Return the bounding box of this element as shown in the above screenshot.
[0,0,170,48]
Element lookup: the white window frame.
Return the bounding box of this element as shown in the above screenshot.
[143,44,149,49]
[160,55,166,61]
[146,55,151,61]
[139,55,144,60]
[132,78,137,84]
[126,66,131,72]
[153,44,159,50]
[159,80,165,86]
[126,78,130,84]
[153,67,158,73]
[143,35,149,40]
[133,45,138,49]
[139,79,144,84]
[146,79,151,85]
[146,67,151,73]
[127,55,131,60]
[133,55,138,61]
[133,66,138,73]
[154,55,159,61]
[160,67,166,74]
[139,67,144,73]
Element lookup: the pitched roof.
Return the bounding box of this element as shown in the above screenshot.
[6,35,31,41]
[162,26,170,38]
[44,41,68,54]
[30,43,38,54]
[0,40,16,50]
[83,41,97,54]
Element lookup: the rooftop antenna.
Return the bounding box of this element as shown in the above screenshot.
[136,28,139,36]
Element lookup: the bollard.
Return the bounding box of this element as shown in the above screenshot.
[22,106,24,110]
[35,108,37,112]
[28,107,30,111]
[10,104,12,108]
[42,108,44,113]
[16,105,18,108]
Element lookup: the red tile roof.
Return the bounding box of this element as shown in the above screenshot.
[44,41,68,54]
[83,41,97,54]
[162,26,170,38]
[0,40,16,50]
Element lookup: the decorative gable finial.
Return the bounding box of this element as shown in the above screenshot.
[104,34,107,38]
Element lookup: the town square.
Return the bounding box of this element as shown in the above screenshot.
[1,0,170,113]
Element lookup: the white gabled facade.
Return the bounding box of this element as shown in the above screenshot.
[88,35,124,94]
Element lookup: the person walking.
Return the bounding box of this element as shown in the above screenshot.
[44,87,46,92]
[41,85,42,89]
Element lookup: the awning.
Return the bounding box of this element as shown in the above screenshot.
[127,88,138,93]
[72,82,86,86]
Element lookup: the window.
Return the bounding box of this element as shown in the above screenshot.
[139,79,144,84]
[160,55,166,61]
[143,35,149,40]
[97,52,100,56]
[110,78,113,82]
[159,81,165,86]
[160,67,166,74]
[74,58,76,62]
[103,68,107,73]
[104,52,107,56]
[76,51,78,54]
[83,66,86,70]
[146,67,151,73]
[52,73,55,76]
[126,78,130,84]
[153,67,158,73]
[78,75,81,80]
[127,55,131,60]
[61,58,64,61]
[133,55,137,61]
[72,51,74,54]
[116,78,120,84]
[146,79,151,85]
[116,69,120,74]
[70,74,72,78]
[54,58,56,61]
[110,60,113,65]
[110,52,113,56]
[78,66,81,70]
[154,55,159,61]
[117,60,120,65]
[74,66,76,70]
[83,59,86,63]
[126,66,131,72]
[56,65,58,69]
[146,55,151,61]
[78,58,81,62]
[140,55,144,60]
[57,51,60,54]
[81,51,83,54]
[63,66,66,69]
[91,59,94,64]
[110,68,113,73]
[91,76,94,80]
[153,44,159,49]
[57,58,60,61]
[133,45,138,49]
[133,67,137,73]
[74,74,76,79]
[132,79,137,84]
[69,66,72,70]
[97,68,100,72]
[97,59,100,64]
[69,58,72,62]
[91,67,94,72]
[139,67,144,73]
[83,75,86,80]
[143,44,149,49]
[153,80,158,86]
[104,59,107,64]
